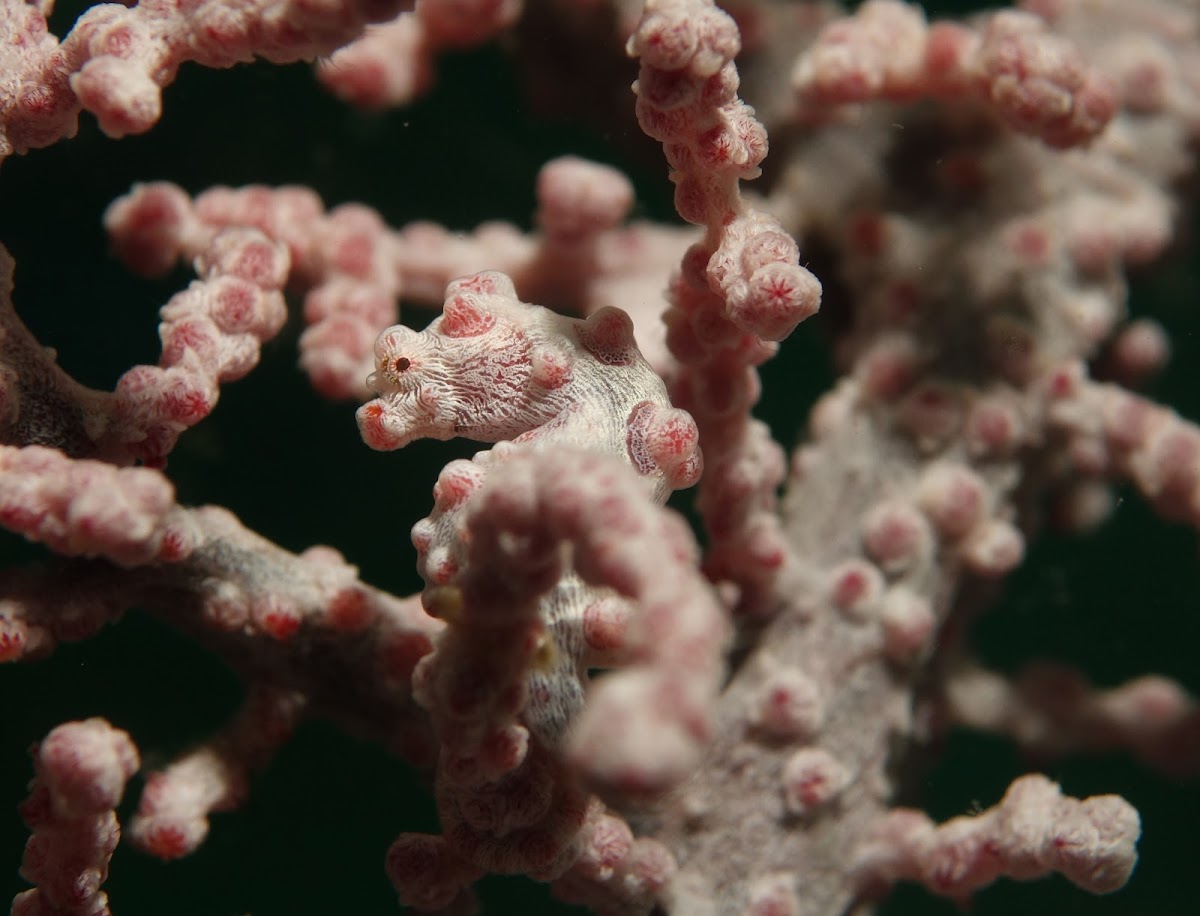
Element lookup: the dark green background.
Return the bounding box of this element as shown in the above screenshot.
[1,2,1197,913]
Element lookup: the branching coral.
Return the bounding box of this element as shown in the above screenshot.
[2,1,1199,915]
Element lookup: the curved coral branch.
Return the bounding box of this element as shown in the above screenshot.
[0,0,410,161]
[316,0,522,108]
[1,236,289,467]
[390,446,728,910]
[14,719,140,916]
[854,774,1140,899]
[792,0,1118,148]
[629,0,823,616]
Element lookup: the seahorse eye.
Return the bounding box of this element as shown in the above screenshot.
[393,357,411,372]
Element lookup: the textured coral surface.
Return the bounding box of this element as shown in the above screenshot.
[2,1,1200,915]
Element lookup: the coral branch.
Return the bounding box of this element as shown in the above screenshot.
[854,774,1140,898]
[104,162,689,402]
[1044,367,1200,526]
[131,686,307,860]
[0,0,409,160]
[14,719,140,916]
[944,662,1200,776]
[793,0,1118,148]
[3,0,1199,913]
[392,446,726,909]
[317,0,521,107]
[1,232,288,467]
[630,0,822,615]
[0,444,194,565]
[0,444,442,764]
